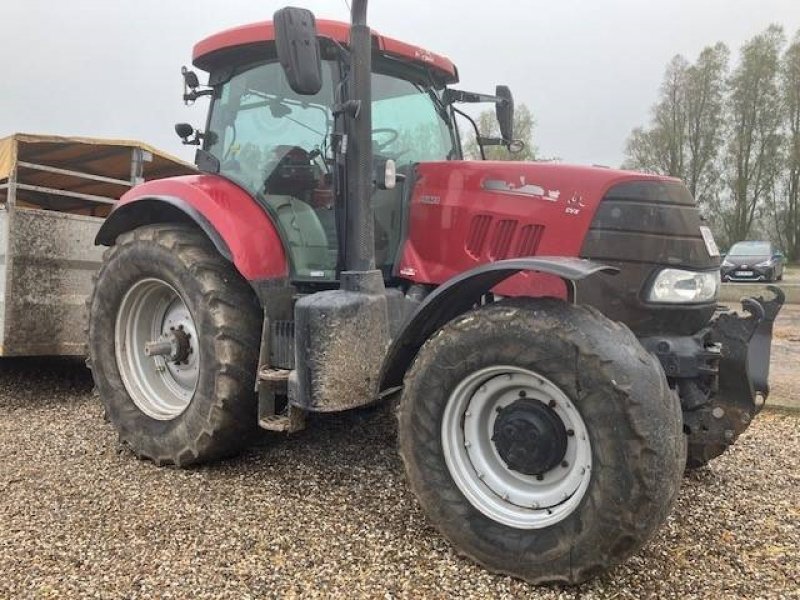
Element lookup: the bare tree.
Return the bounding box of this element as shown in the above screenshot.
[623,56,689,176]
[623,48,728,209]
[777,32,800,259]
[463,104,537,161]
[684,43,730,204]
[655,56,690,177]
[721,25,785,245]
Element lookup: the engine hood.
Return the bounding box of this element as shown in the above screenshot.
[396,160,683,295]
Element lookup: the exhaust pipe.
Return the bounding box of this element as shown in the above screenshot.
[291,0,390,413]
[344,0,375,273]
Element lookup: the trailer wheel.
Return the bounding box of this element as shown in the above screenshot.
[88,224,262,466]
[397,299,685,584]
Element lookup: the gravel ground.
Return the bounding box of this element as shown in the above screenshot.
[771,304,800,409]
[0,358,798,599]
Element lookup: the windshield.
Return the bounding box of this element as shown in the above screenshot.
[371,72,456,165]
[729,241,771,256]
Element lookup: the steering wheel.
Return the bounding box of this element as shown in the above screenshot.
[372,128,400,152]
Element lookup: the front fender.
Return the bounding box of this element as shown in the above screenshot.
[96,175,288,281]
[379,257,618,390]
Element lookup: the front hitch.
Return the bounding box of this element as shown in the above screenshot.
[687,286,785,447]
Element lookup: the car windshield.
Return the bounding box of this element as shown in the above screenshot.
[728,241,771,256]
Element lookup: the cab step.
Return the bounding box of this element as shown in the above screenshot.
[256,367,306,433]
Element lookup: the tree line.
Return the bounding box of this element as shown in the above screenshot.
[623,26,800,258]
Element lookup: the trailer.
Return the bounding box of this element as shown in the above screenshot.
[0,133,193,356]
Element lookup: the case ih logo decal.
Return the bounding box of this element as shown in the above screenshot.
[565,193,586,216]
[482,176,561,202]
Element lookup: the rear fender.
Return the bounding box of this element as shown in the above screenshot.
[95,175,288,281]
[379,257,618,390]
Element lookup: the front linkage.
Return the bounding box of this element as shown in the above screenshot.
[642,286,785,468]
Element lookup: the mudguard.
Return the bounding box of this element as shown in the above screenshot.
[379,257,618,390]
[95,175,288,281]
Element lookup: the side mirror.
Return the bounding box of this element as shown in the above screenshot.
[175,123,200,146]
[182,67,200,90]
[181,66,213,105]
[274,7,323,96]
[495,85,514,143]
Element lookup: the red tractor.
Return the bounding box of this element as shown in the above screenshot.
[88,2,783,583]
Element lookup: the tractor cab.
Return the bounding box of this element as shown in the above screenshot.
[187,19,462,283]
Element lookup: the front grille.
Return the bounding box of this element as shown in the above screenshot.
[466,214,492,259]
[489,219,518,259]
[515,224,544,256]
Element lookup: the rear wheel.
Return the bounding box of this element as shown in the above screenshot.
[398,299,685,584]
[88,224,262,466]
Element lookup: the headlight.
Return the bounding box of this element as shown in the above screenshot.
[721,259,734,267]
[647,269,720,304]
[755,259,773,267]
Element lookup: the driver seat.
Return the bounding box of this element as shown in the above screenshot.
[265,195,335,278]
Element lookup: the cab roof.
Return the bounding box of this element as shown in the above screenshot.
[192,19,458,84]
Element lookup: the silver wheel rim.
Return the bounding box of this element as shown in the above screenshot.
[441,365,592,529]
[115,278,200,420]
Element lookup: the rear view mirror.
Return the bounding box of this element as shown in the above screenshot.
[274,7,323,96]
[495,85,514,143]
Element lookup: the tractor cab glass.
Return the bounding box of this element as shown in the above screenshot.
[370,70,457,270]
[204,57,458,283]
[371,73,456,166]
[205,60,339,281]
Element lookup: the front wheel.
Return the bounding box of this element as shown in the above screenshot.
[397,299,685,584]
[88,224,263,466]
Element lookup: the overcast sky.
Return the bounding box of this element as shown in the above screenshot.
[2,0,798,167]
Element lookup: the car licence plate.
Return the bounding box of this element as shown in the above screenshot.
[735,270,754,277]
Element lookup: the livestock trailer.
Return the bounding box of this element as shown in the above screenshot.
[0,133,193,355]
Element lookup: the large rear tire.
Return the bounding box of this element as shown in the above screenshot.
[397,299,685,584]
[88,224,262,466]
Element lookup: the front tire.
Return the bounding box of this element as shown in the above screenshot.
[88,224,262,466]
[397,299,685,584]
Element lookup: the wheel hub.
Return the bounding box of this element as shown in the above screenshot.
[441,366,592,529]
[145,326,193,364]
[492,398,568,476]
[115,278,200,421]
